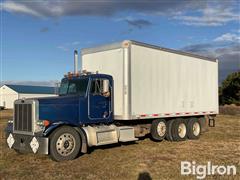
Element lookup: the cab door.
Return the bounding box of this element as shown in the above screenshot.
[88,78,111,121]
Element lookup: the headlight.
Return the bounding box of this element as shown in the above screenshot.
[8,120,13,123]
[36,120,44,126]
[36,120,50,128]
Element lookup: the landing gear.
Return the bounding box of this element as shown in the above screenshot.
[49,126,81,161]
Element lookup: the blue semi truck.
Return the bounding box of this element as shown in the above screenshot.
[6,40,218,161]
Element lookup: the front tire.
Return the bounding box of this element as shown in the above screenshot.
[49,126,81,161]
[151,119,167,141]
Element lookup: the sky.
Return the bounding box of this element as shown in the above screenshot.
[0,0,239,86]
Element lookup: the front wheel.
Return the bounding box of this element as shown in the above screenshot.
[49,126,81,161]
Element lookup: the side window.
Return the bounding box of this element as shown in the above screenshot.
[90,79,101,95]
[68,83,77,94]
[90,79,110,97]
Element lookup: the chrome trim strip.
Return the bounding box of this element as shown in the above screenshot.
[128,44,132,119]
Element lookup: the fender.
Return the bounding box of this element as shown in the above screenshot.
[43,122,66,136]
[43,122,88,153]
[74,127,88,153]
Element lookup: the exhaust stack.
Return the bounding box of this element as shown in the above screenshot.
[74,50,78,74]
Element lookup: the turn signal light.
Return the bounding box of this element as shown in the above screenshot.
[43,120,50,127]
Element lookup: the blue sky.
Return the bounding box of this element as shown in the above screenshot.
[0,0,239,85]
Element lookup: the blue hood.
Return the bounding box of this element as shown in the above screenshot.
[37,95,83,125]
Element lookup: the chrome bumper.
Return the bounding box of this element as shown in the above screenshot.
[6,133,48,154]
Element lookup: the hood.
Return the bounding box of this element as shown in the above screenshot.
[37,95,81,125]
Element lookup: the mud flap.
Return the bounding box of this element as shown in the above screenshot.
[208,116,215,127]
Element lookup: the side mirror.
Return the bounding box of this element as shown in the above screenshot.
[102,79,110,97]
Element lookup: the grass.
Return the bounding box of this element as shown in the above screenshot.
[0,110,239,179]
[219,105,240,116]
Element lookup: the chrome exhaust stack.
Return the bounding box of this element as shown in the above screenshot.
[74,50,78,74]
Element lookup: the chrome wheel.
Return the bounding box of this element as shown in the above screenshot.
[193,122,200,136]
[56,133,76,156]
[178,123,187,138]
[157,122,166,137]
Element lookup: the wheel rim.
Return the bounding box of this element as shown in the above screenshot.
[178,123,186,138]
[157,121,166,137]
[193,122,200,136]
[56,133,76,156]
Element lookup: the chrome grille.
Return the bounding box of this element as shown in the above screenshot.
[14,103,32,132]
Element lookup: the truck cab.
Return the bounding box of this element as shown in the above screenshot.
[39,73,114,126]
[6,72,137,161]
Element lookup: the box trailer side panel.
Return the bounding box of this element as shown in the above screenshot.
[130,44,218,119]
[82,48,125,118]
[82,40,218,120]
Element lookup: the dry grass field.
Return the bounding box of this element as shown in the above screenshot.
[0,109,239,180]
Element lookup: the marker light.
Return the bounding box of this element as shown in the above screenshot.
[122,40,130,48]
[37,120,50,127]
[43,120,50,127]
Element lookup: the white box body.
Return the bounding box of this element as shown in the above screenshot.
[82,40,218,120]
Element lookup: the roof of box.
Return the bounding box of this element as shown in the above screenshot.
[81,40,217,62]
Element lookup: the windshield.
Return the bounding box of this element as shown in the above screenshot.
[59,78,89,96]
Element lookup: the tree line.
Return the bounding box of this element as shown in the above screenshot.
[219,72,240,105]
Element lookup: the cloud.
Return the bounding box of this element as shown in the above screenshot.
[218,52,240,81]
[1,1,238,27]
[40,27,49,33]
[57,45,69,52]
[1,1,42,17]
[0,0,206,17]
[72,41,80,45]
[114,16,153,33]
[214,33,240,42]
[125,19,152,29]
[174,3,240,26]
[183,33,240,56]
[181,33,240,82]
[57,41,82,52]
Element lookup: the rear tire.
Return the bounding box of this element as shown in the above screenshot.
[172,118,187,141]
[49,126,81,161]
[166,120,174,141]
[151,119,167,141]
[199,117,207,133]
[187,118,201,139]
